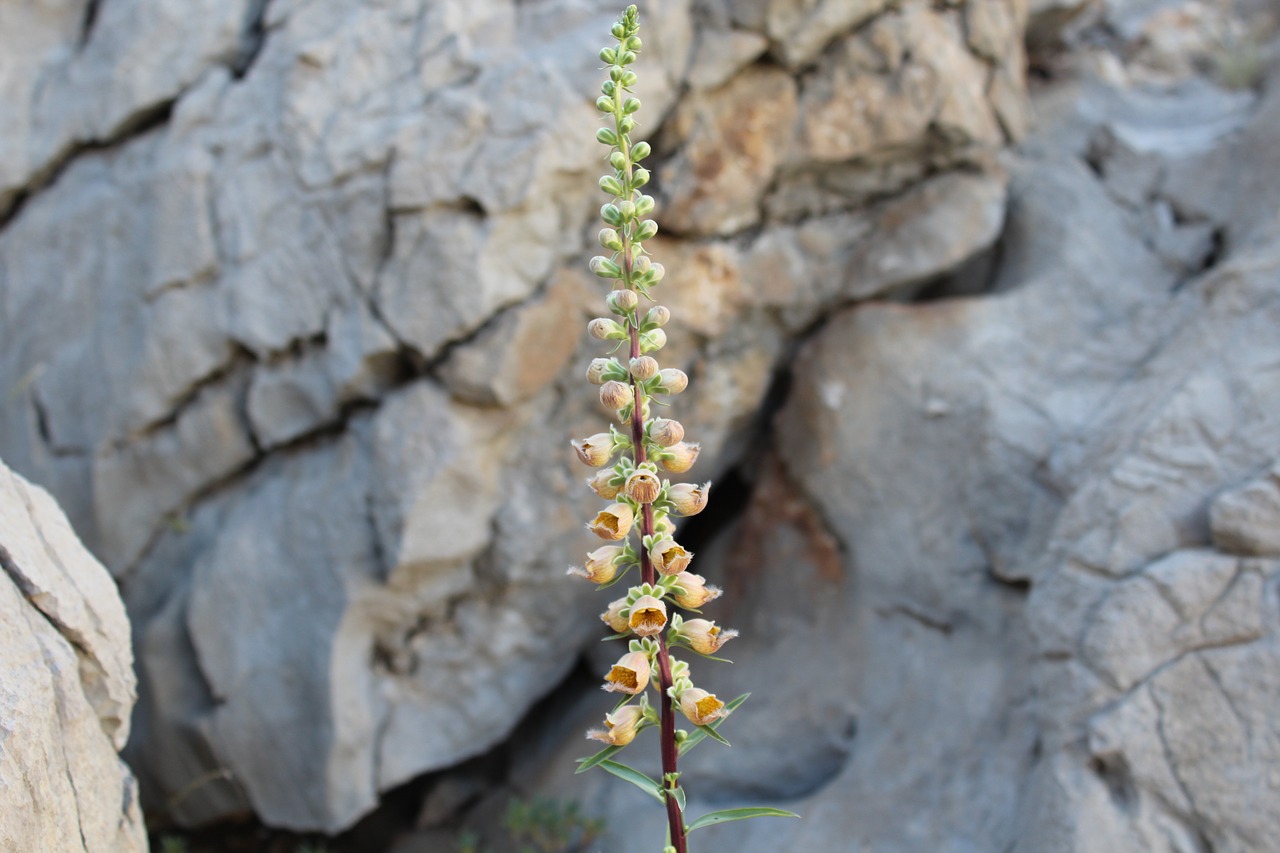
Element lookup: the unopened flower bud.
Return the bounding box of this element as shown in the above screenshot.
[649,418,684,447]
[645,305,670,327]
[668,481,709,515]
[635,195,655,216]
[631,140,652,161]
[601,597,630,633]
[607,289,638,314]
[571,432,615,467]
[639,328,666,353]
[649,537,692,576]
[634,219,658,241]
[585,469,621,500]
[628,594,668,637]
[604,650,651,694]
[675,618,737,655]
[633,167,650,187]
[677,686,726,726]
[653,515,676,536]
[624,468,661,504]
[586,357,616,385]
[660,441,700,473]
[671,572,721,609]
[629,356,659,380]
[599,380,632,410]
[633,254,652,275]
[610,151,627,170]
[569,545,625,584]
[590,255,622,279]
[589,317,626,340]
[587,703,645,746]
[657,368,687,394]
[596,94,614,112]
[588,502,634,540]
[599,228,623,251]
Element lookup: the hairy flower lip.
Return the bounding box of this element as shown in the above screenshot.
[671,571,721,608]
[668,481,710,515]
[572,433,615,467]
[677,687,725,726]
[601,597,630,633]
[570,545,624,583]
[649,537,692,577]
[586,469,621,499]
[587,703,646,746]
[628,594,668,637]
[660,442,700,473]
[675,617,737,655]
[604,650,651,694]
[588,502,634,540]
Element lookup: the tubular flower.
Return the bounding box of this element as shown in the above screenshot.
[670,572,721,609]
[660,442,701,473]
[601,597,630,633]
[600,380,633,410]
[604,650,652,694]
[627,594,668,637]
[649,538,692,577]
[677,687,726,726]
[588,502,634,540]
[674,618,738,655]
[668,481,710,515]
[585,469,621,499]
[568,545,625,584]
[572,433,615,467]
[587,703,646,746]
[624,468,661,503]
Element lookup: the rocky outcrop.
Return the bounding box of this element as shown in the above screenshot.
[0,459,145,852]
[0,0,1024,835]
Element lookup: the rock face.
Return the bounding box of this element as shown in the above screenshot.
[2,0,1275,848]
[0,459,145,852]
[0,0,1022,835]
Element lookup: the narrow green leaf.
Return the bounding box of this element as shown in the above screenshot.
[598,760,664,803]
[685,807,800,834]
[678,693,749,756]
[575,745,623,773]
[599,631,631,642]
[695,723,731,747]
[668,784,686,813]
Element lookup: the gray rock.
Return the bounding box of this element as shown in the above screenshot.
[0,459,145,852]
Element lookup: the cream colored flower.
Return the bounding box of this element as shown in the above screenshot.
[629,356,659,380]
[600,597,630,633]
[588,502,634,540]
[568,545,624,584]
[585,469,621,499]
[586,703,645,746]
[668,481,709,516]
[599,380,633,410]
[657,368,687,394]
[678,687,725,726]
[628,594,668,637]
[660,442,700,473]
[648,418,684,447]
[572,433,614,467]
[624,469,661,504]
[649,538,692,577]
[675,618,737,655]
[604,650,651,694]
[670,572,721,609]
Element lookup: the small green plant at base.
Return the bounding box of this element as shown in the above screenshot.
[566,7,799,852]
[503,797,605,853]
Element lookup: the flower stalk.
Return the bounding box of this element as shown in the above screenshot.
[567,7,797,850]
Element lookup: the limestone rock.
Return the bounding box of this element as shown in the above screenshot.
[0,459,145,852]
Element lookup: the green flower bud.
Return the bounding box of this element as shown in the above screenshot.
[596,95,614,112]
[611,22,626,39]
[619,50,637,65]
[631,140,651,161]
[599,228,623,251]
[610,66,625,83]
[620,70,638,88]
[589,317,628,340]
[601,204,623,226]
[640,328,667,353]
[644,305,670,327]
[610,151,627,170]
[607,289,639,314]
[599,176,624,196]
[619,116,635,134]
[596,127,618,146]
[635,194,655,216]
[626,35,642,51]
[633,168,651,188]
[602,80,615,95]
[590,256,623,278]
[623,97,642,115]
[618,200,636,221]
[633,254,651,275]
[600,47,618,64]
[634,219,658,241]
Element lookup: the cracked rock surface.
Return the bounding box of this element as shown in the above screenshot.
[0,457,145,852]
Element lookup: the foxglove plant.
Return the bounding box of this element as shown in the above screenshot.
[567,7,797,851]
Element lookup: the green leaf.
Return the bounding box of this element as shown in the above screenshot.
[668,784,686,813]
[695,723,731,747]
[599,631,631,641]
[685,807,800,834]
[575,745,624,773]
[677,693,748,756]
[597,760,664,803]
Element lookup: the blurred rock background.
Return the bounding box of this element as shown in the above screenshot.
[1,0,1278,850]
